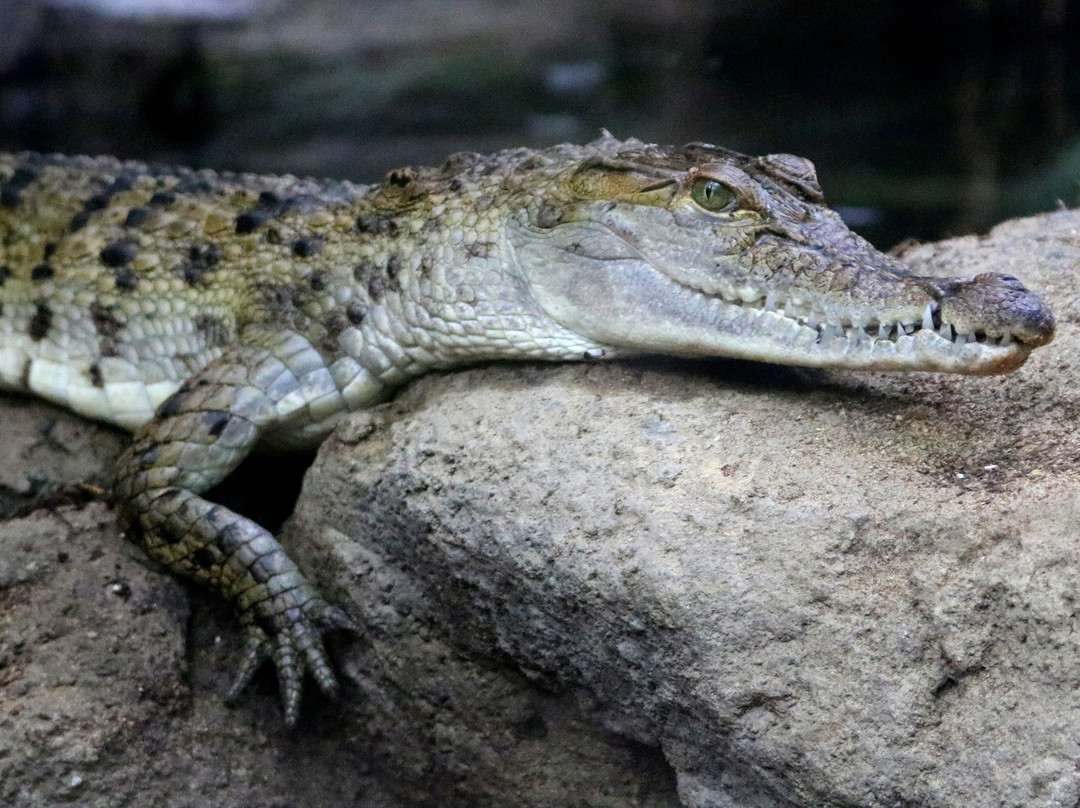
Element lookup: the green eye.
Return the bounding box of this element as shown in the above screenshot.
[691,178,737,212]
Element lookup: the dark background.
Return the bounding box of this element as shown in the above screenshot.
[1,0,1077,248]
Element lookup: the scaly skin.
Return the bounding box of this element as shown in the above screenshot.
[0,134,1055,724]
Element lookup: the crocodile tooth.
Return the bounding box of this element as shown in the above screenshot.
[821,322,844,341]
[877,321,891,339]
[939,322,953,342]
[921,304,934,331]
[1000,332,1012,346]
[846,325,870,342]
[737,286,762,304]
[764,292,778,312]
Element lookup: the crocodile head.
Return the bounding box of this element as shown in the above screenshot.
[508,135,1054,374]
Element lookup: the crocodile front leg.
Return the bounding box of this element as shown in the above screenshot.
[112,331,361,726]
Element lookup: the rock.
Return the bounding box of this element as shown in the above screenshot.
[2,208,1079,806]
[286,209,1080,806]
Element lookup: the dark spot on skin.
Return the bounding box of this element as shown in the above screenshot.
[309,270,329,291]
[90,301,124,338]
[449,178,464,192]
[194,313,232,347]
[158,395,184,418]
[345,302,367,325]
[138,446,159,467]
[464,242,493,259]
[323,313,349,341]
[260,285,297,317]
[182,264,207,285]
[68,211,91,232]
[84,193,110,212]
[217,522,246,553]
[149,191,175,207]
[291,237,322,258]
[352,258,374,283]
[100,240,138,267]
[1,164,40,206]
[107,175,135,194]
[89,363,104,388]
[43,242,57,259]
[10,165,41,184]
[355,212,379,233]
[193,547,217,570]
[192,244,223,265]
[419,255,435,277]
[235,189,307,237]
[181,243,223,285]
[203,504,228,530]
[0,266,10,285]
[421,217,441,233]
[158,526,183,546]
[367,275,386,300]
[474,194,495,212]
[28,302,52,341]
[114,268,137,291]
[6,165,39,186]
[98,338,119,358]
[234,209,272,234]
[387,168,414,187]
[386,255,401,279]
[203,411,230,437]
[31,264,54,282]
[355,212,398,236]
[124,206,152,227]
[264,228,283,245]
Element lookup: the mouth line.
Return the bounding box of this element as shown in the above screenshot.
[688,283,1022,351]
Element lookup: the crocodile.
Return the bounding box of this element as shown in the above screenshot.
[0,133,1055,724]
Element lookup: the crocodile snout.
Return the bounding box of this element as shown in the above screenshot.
[923,272,1055,347]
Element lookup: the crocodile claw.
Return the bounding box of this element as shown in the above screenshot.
[227,590,363,726]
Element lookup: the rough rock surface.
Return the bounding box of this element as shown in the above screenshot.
[2,208,1079,806]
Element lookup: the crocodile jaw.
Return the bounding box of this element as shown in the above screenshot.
[512,239,1046,375]
[509,214,1054,376]
[633,279,1046,375]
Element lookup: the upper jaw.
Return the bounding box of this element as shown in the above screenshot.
[668,260,1055,374]
[918,273,1055,348]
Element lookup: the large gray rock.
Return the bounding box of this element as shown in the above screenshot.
[1,208,1078,806]
[287,208,1080,806]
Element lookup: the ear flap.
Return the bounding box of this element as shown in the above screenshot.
[752,154,825,202]
[569,158,680,205]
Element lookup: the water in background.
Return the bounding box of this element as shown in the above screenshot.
[1,0,1077,248]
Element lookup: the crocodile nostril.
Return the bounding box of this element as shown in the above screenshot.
[973,272,1028,292]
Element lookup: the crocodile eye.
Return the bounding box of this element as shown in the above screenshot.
[690,178,737,212]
